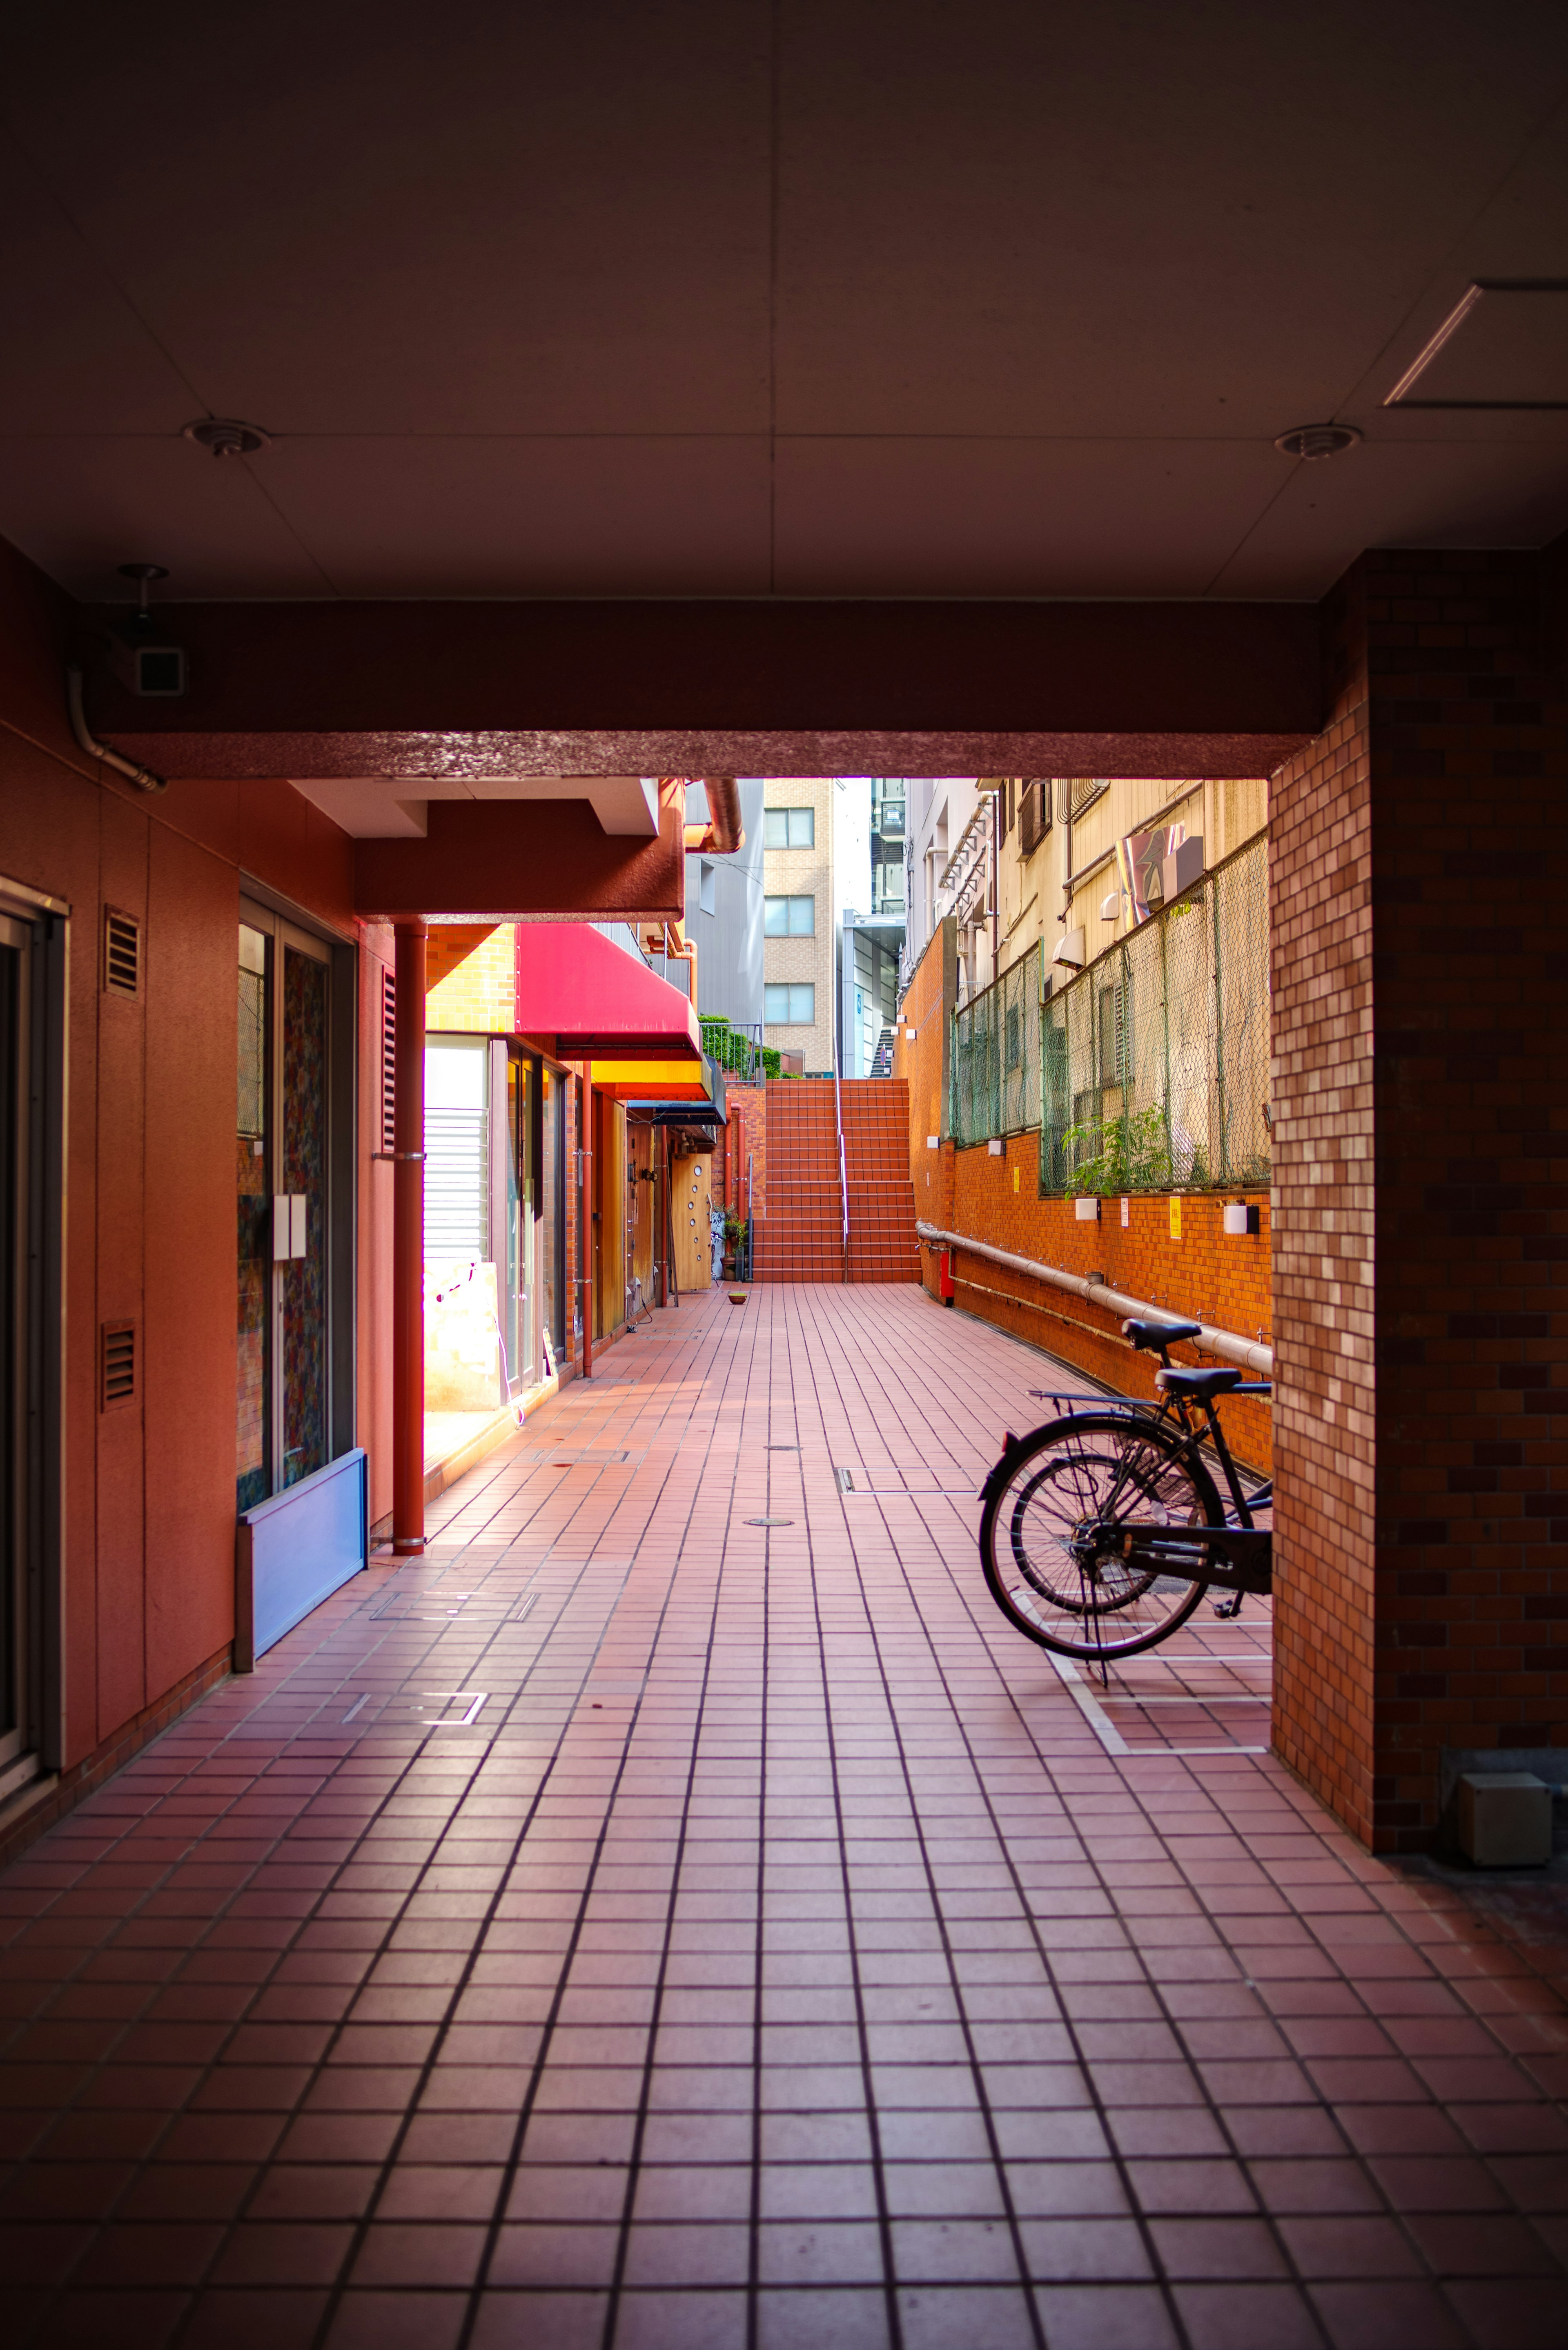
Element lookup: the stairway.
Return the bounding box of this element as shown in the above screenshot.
[753,1078,918,1283]
[842,1079,920,1282]
[753,1080,844,1281]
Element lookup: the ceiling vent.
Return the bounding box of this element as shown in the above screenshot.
[183,417,272,458]
[1275,423,1361,460]
[104,908,140,997]
[101,1321,136,1411]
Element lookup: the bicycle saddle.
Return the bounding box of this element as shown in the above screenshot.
[1156,1365,1243,1399]
[1123,1316,1202,1351]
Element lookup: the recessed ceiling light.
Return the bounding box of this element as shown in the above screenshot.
[183,417,272,459]
[1274,423,1361,460]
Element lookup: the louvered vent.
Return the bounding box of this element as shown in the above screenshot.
[381,968,397,1152]
[101,1321,136,1410]
[1063,777,1107,821]
[105,908,140,997]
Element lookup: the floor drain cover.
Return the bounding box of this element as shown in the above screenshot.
[746,1516,794,1527]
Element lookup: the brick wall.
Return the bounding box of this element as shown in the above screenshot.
[723,1084,767,1222]
[1272,549,1568,1852]
[940,1139,1272,1469]
[1270,567,1377,1845]
[894,917,955,1231]
[426,923,516,1033]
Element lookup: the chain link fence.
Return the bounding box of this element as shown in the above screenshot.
[1040,832,1270,1193]
[951,944,1044,1146]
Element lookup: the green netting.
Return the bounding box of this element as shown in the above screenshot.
[1040,832,1270,1193]
[951,945,1043,1146]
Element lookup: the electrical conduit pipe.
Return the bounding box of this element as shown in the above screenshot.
[915,1220,1272,1378]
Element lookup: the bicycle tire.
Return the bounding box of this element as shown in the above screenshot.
[979,1411,1223,1663]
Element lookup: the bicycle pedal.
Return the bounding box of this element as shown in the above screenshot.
[1209,1592,1243,1619]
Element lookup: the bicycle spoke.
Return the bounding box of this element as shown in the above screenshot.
[982,1414,1216,1662]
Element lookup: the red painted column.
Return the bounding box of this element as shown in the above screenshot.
[580,1072,593,1378]
[392,921,427,1554]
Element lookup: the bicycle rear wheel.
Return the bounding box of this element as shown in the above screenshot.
[979,1411,1222,1663]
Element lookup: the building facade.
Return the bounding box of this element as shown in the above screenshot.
[761,777,837,1075]
[683,777,765,1033]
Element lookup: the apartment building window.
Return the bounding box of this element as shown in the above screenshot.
[765,983,815,1025]
[764,894,815,936]
[763,807,814,849]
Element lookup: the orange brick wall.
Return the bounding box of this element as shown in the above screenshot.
[723,1084,767,1221]
[1273,549,1568,1853]
[426,923,516,1033]
[937,1137,1272,1470]
[894,918,956,1232]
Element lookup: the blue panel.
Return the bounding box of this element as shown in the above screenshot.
[241,1449,367,1659]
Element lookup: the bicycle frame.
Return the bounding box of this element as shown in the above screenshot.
[998,1376,1274,1606]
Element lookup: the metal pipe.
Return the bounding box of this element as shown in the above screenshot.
[833,1051,849,1280]
[914,1219,1272,1377]
[66,665,167,794]
[681,775,745,854]
[392,924,428,1553]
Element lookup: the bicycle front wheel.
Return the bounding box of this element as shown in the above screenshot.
[979,1411,1222,1663]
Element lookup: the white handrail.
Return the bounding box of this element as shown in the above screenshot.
[833,1051,849,1275]
[915,1220,1272,1377]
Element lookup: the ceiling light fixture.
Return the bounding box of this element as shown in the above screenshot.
[1274,423,1361,460]
[183,417,272,459]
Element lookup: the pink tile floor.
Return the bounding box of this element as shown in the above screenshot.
[3,1286,1567,2349]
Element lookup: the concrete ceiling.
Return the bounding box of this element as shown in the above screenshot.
[4,0,1568,609]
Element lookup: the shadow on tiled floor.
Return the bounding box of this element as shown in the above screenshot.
[2,1286,1566,2349]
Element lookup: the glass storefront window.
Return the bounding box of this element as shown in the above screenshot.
[541,1065,562,1362]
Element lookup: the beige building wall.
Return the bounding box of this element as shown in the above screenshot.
[762,777,836,1074]
[995,776,1269,982]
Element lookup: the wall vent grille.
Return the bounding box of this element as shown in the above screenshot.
[101,1321,136,1409]
[105,909,140,997]
[381,968,397,1152]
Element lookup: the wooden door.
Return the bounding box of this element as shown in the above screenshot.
[670,1152,714,1294]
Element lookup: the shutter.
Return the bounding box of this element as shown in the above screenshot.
[380,968,397,1152]
[425,1104,489,1257]
[104,908,140,997]
[101,1321,136,1409]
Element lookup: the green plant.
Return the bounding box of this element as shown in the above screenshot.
[1063,1104,1174,1195]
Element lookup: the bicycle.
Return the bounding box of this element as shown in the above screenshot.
[978,1315,1273,1668]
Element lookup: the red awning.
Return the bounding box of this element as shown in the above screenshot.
[514,923,701,1059]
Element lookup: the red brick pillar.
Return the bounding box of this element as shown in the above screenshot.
[1270,548,1568,1851]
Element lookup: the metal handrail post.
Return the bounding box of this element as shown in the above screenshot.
[833,1050,849,1282]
